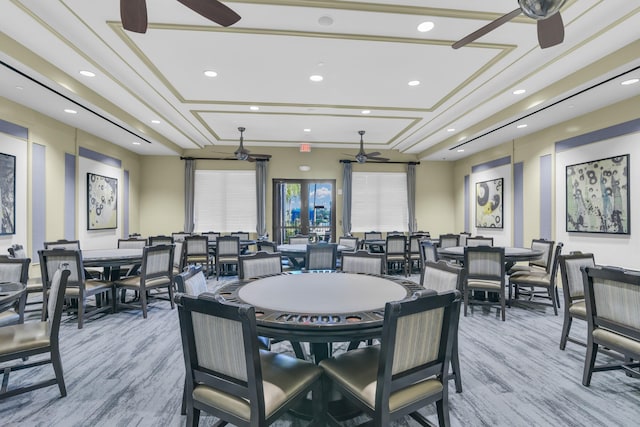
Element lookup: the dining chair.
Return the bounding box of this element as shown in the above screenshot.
[231,231,251,240]
[458,232,471,246]
[558,252,595,350]
[509,243,563,315]
[215,235,240,280]
[419,240,439,285]
[176,293,324,426]
[465,236,494,247]
[289,235,310,245]
[171,231,191,242]
[0,256,30,326]
[338,236,359,253]
[439,233,459,249]
[0,266,70,400]
[463,246,507,321]
[114,244,175,318]
[172,241,184,276]
[116,237,147,278]
[6,246,41,315]
[363,231,384,253]
[305,243,338,271]
[39,248,116,328]
[183,235,212,276]
[7,243,27,259]
[239,251,282,279]
[148,235,173,246]
[581,265,640,386]
[43,239,101,279]
[407,234,423,274]
[421,260,465,393]
[508,238,555,275]
[385,234,408,276]
[319,289,461,426]
[340,250,384,275]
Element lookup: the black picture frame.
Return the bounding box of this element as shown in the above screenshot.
[0,152,16,235]
[475,177,503,229]
[87,172,118,230]
[566,154,629,234]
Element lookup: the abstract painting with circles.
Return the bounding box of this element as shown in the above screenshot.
[87,172,117,230]
[475,178,503,229]
[566,154,629,234]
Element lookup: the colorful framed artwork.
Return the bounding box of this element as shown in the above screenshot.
[0,152,16,235]
[476,178,503,229]
[87,172,118,230]
[566,154,629,234]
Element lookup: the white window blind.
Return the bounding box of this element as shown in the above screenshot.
[194,170,256,232]
[351,172,408,232]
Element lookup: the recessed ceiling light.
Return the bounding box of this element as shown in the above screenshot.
[458,136,467,141]
[299,165,311,171]
[309,75,323,82]
[517,124,528,129]
[621,78,639,86]
[318,16,333,26]
[457,149,465,153]
[447,128,455,132]
[203,70,218,77]
[151,119,161,124]
[417,21,434,32]
[15,86,23,90]
[64,109,77,114]
[408,80,420,86]
[250,106,260,111]
[132,141,141,145]
[361,110,371,115]
[79,70,96,77]
[513,89,526,95]
[303,128,311,132]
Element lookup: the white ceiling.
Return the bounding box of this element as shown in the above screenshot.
[1,0,639,160]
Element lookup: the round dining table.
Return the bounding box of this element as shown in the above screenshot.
[438,246,543,269]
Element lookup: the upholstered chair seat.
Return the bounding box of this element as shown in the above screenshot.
[0,322,50,354]
[466,279,502,290]
[568,300,586,318]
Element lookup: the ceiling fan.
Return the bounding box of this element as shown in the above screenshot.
[231,127,271,162]
[452,0,567,50]
[348,131,389,164]
[120,0,241,33]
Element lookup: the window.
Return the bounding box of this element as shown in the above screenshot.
[351,172,408,232]
[194,170,256,232]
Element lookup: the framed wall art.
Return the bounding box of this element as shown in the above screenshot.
[476,177,503,229]
[566,154,629,234]
[0,152,16,235]
[87,172,118,230]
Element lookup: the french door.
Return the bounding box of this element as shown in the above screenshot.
[273,179,336,244]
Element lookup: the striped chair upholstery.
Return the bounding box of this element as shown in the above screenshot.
[175,265,208,296]
[289,235,310,245]
[385,234,408,276]
[183,235,211,276]
[466,236,494,247]
[115,244,175,318]
[305,243,338,271]
[172,241,184,275]
[558,252,595,350]
[319,290,461,426]
[408,235,423,274]
[117,237,147,277]
[215,236,240,280]
[0,257,30,326]
[340,250,384,275]
[176,293,324,426]
[39,249,115,328]
[509,243,563,315]
[463,246,506,321]
[419,240,439,285]
[338,236,359,252]
[508,239,554,275]
[421,260,464,393]
[171,232,191,242]
[438,234,459,249]
[148,235,173,246]
[239,251,282,279]
[582,265,640,386]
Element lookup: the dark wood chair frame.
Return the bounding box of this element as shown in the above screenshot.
[215,236,241,280]
[465,236,494,247]
[463,246,507,321]
[419,240,439,285]
[239,251,283,280]
[558,252,595,350]
[438,234,460,249]
[511,243,563,314]
[340,250,385,275]
[148,235,174,246]
[385,234,408,277]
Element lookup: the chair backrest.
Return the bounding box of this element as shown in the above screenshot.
[175,265,208,296]
[458,232,471,246]
[0,256,30,285]
[231,231,250,240]
[174,241,184,271]
[171,232,191,242]
[375,290,460,411]
[385,235,406,256]
[464,246,505,282]
[44,239,80,250]
[140,244,174,281]
[341,250,384,275]
[47,266,71,339]
[364,231,382,241]
[529,239,555,271]
[466,236,494,247]
[117,237,147,249]
[239,251,283,279]
[148,235,174,246]
[216,236,240,257]
[289,235,310,245]
[559,252,595,302]
[422,260,464,293]
[583,266,640,353]
[38,248,86,290]
[202,231,221,242]
[439,234,459,249]
[420,240,438,264]
[338,236,359,252]
[547,243,564,283]
[305,243,338,270]
[176,293,265,419]
[256,240,276,253]
[184,235,208,256]
[7,244,27,259]
[408,235,422,256]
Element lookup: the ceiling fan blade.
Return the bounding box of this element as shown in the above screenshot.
[121,0,148,33]
[367,156,389,162]
[366,151,381,157]
[177,0,241,27]
[250,153,272,159]
[452,8,522,49]
[537,12,565,49]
